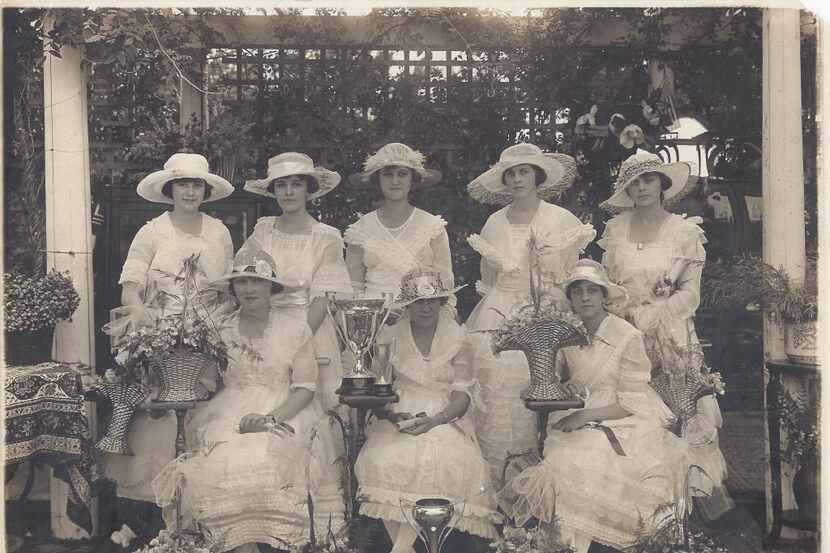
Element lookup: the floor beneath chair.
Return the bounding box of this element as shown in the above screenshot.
[5,412,816,553]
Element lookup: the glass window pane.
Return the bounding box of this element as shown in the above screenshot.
[388,65,405,79]
[241,64,259,80]
[431,66,447,81]
[306,49,321,60]
[263,64,279,81]
[284,49,301,59]
[326,49,342,60]
[263,49,280,60]
[369,50,384,60]
[451,50,467,61]
[409,65,426,77]
[241,48,259,59]
[390,50,405,61]
[409,50,426,61]
[431,50,447,61]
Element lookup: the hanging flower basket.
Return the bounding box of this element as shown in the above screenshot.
[154,347,217,402]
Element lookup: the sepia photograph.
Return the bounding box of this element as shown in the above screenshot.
[2,4,822,553]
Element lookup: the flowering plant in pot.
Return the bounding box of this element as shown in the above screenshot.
[4,269,81,365]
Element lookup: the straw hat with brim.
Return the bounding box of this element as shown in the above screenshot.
[559,259,628,303]
[347,143,442,189]
[210,248,304,294]
[600,152,692,211]
[244,152,341,202]
[136,153,234,204]
[467,144,577,206]
[395,269,466,308]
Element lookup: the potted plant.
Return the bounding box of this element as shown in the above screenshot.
[778,386,820,523]
[701,254,818,365]
[4,270,81,366]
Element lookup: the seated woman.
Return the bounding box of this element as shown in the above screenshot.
[152,248,345,553]
[354,268,501,553]
[503,260,689,553]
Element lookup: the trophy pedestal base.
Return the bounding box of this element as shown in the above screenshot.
[373,383,395,396]
[336,376,375,396]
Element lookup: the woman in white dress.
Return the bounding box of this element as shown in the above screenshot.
[354,268,501,553]
[102,152,234,503]
[153,248,345,553]
[344,143,453,299]
[598,152,731,519]
[465,143,595,484]
[242,153,353,412]
[503,260,690,553]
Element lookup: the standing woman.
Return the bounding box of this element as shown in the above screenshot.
[465,143,595,484]
[344,143,453,299]
[597,151,731,518]
[102,153,234,503]
[243,153,352,412]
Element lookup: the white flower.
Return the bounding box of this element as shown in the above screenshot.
[110,524,137,547]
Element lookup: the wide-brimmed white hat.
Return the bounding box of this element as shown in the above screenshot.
[467,143,577,205]
[210,248,303,294]
[347,143,442,189]
[244,152,341,202]
[136,153,234,204]
[559,259,627,303]
[395,268,465,308]
[600,152,692,211]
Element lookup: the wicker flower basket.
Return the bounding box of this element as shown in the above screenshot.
[494,319,588,401]
[154,348,217,402]
[94,382,149,455]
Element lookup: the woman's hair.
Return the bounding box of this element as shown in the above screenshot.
[267,174,319,195]
[228,279,282,297]
[406,296,449,309]
[162,178,212,200]
[369,166,423,187]
[501,164,547,187]
[565,280,609,301]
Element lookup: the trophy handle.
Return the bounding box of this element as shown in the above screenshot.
[369,292,395,348]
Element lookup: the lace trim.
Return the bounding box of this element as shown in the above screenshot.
[467,234,521,273]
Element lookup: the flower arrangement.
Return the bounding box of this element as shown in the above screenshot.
[489,230,586,352]
[109,253,229,387]
[130,528,224,553]
[4,270,81,332]
[490,521,574,553]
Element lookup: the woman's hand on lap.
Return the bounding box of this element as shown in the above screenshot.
[239,413,270,433]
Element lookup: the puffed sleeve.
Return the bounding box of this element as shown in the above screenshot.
[310,228,353,299]
[469,214,507,297]
[448,329,482,409]
[290,330,319,392]
[119,220,157,286]
[616,330,676,427]
[537,206,596,277]
[664,216,707,320]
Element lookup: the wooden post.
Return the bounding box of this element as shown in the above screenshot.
[42,16,98,538]
[179,55,204,132]
[761,8,807,532]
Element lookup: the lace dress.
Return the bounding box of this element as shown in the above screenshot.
[152,309,345,551]
[354,310,501,539]
[504,314,689,553]
[466,201,595,484]
[101,212,233,501]
[598,211,728,508]
[344,207,453,298]
[243,217,353,412]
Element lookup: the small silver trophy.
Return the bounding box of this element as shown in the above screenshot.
[327,292,393,394]
[371,339,396,396]
[400,498,457,553]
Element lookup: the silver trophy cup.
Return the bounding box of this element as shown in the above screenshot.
[327,293,393,394]
[400,497,457,553]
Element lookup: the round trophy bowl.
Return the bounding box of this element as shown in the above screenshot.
[340,375,375,395]
[373,382,395,396]
[413,498,454,529]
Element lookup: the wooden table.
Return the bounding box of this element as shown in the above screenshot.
[763,358,820,546]
[524,398,585,458]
